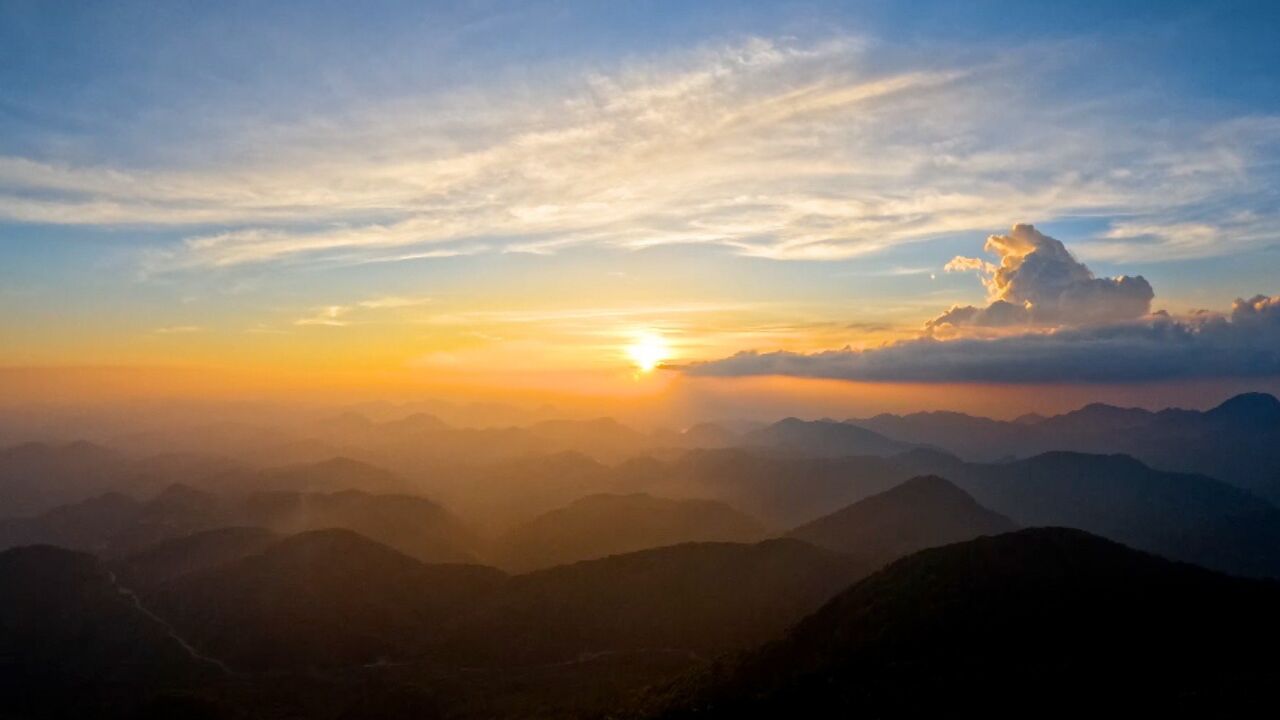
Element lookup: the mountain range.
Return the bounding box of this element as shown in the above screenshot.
[852,392,1280,503]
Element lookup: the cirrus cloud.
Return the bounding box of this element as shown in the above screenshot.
[2,37,1278,271]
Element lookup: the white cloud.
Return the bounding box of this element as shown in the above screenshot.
[930,224,1153,331]
[293,295,432,326]
[684,227,1278,383]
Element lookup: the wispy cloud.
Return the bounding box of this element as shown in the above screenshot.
[294,306,351,327]
[2,37,1277,270]
[293,295,432,326]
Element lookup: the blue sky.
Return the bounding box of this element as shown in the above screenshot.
[1,0,1278,396]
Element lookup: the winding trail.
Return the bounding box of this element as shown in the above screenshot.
[106,570,238,676]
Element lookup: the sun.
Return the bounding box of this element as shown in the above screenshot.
[625,331,670,374]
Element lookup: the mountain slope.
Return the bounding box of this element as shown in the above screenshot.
[787,476,1016,566]
[444,538,870,666]
[0,545,217,717]
[116,526,280,589]
[645,528,1280,719]
[492,493,766,572]
[146,529,507,671]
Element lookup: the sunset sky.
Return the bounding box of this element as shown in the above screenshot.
[2,1,1278,417]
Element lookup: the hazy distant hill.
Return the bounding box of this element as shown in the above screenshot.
[146,529,506,671]
[116,526,280,589]
[742,418,913,458]
[853,392,1280,502]
[898,450,1280,578]
[209,456,415,496]
[1,477,480,564]
[434,451,617,534]
[0,481,230,556]
[644,528,1280,718]
[492,493,767,572]
[787,475,1016,565]
[0,441,122,516]
[0,545,218,716]
[236,489,480,563]
[444,538,870,666]
[614,449,908,528]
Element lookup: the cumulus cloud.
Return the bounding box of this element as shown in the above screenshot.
[928,224,1153,332]
[683,225,1278,384]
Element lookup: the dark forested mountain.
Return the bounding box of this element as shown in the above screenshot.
[643,528,1280,719]
[145,529,506,671]
[443,538,870,666]
[853,392,1280,502]
[787,475,1016,566]
[492,493,766,572]
[0,545,220,717]
[898,450,1280,578]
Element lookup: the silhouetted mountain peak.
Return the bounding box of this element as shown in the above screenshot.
[746,417,910,458]
[148,483,217,510]
[1061,402,1153,425]
[894,447,963,466]
[788,475,1015,564]
[1206,392,1280,426]
[263,527,412,560]
[1017,450,1150,473]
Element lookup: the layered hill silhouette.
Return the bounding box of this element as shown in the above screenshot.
[0,480,481,564]
[145,529,506,671]
[787,476,1017,566]
[643,528,1280,719]
[491,493,766,572]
